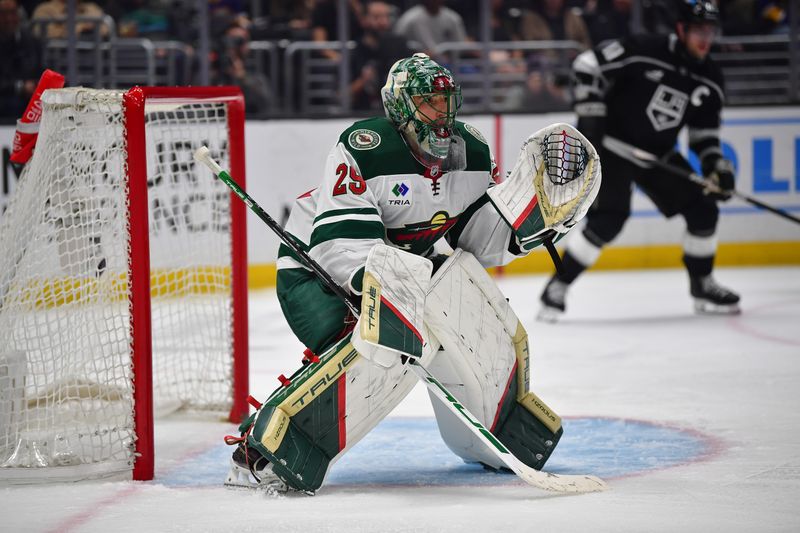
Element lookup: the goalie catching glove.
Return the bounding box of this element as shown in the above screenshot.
[487,123,601,251]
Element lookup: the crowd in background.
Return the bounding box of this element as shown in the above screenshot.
[0,0,793,119]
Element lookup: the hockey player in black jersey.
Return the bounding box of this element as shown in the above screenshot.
[539,0,741,320]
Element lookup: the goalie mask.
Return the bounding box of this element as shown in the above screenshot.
[381,53,465,169]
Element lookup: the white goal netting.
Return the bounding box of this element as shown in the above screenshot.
[0,88,243,483]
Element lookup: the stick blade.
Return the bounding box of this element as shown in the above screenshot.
[520,469,608,493]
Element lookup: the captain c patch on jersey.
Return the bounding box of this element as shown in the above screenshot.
[388,181,412,206]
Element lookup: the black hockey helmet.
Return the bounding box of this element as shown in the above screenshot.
[676,0,720,26]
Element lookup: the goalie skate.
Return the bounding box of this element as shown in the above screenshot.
[690,275,741,315]
[224,444,294,496]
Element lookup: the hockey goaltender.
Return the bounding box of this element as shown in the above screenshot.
[223,52,602,494]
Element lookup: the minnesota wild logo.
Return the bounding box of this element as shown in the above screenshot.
[464,123,487,145]
[348,129,381,150]
[386,211,458,253]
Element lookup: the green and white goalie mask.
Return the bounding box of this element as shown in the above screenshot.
[381,53,466,171]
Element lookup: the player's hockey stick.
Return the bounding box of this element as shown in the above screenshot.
[194,146,607,494]
[629,147,800,225]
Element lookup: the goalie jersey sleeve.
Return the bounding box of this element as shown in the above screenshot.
[308,142,385,293]
[573,33,725,169]
[277,118,526,295]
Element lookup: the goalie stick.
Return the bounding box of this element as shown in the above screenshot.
[194,146,607,494]
[628,147,800,226]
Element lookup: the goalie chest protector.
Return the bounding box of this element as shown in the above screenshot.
[337,117,495,256]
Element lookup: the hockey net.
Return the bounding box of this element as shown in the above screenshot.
[0,87,248,483]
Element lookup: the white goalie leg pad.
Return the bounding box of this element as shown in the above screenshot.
[253,334,441,492]
[335,343,420,462]
[487,123,601,243]
[423,249,533,468]
[331,334,442,473]
[352,243,434,368]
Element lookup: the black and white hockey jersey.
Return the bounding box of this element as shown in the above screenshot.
[572,33,725,171]
[277,117,522,294]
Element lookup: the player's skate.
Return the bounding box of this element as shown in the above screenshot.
[538,277,568,322]
[225,442,289,495]
[690,275,741,314]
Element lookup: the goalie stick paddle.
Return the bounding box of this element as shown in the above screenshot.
[194,146,608,494]
[629,147,800,226]
[411,363,606,493]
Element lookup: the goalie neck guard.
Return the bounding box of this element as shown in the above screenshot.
[381,53,465,170]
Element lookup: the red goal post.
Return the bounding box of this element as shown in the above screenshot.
[126,87,249,480]
[0,86,249,483]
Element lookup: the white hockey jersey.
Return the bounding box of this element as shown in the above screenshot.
[277,117,524,293]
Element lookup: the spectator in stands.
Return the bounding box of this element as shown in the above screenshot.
[581,0,632,45]
[310,0,364,61]
[757,0,789,34]
[719,0,759,35]
[17,0,36,22]
[640,0,674,35]
[517,0,591,50]
[482,0,528,42]
[0,0,41,118]
[350,0,411,111]
[394,0,467,61]
[451,0,481,40]
[117,0,169,39]
[451,0,524,41]
[30,0,109,39]
[209,0,247,19]
[250,0,313,40]
[215,22,272,115]
[500,55,568,111]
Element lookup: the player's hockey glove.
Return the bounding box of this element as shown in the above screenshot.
[703,158,735,201]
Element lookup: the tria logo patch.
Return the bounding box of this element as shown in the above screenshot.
[388,181,412,206]
[348,129,381,150]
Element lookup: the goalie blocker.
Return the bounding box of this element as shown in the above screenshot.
[233,246,562,493]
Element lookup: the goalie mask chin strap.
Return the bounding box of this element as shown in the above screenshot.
[541,230,565,276]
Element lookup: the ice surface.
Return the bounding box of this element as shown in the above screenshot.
[1,267,798,532]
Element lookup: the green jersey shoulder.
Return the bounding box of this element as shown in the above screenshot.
[339,117,493,179]
[455,121,492,172]
[339,118,420,179]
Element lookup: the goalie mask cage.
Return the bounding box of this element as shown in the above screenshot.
[0,86,248,483]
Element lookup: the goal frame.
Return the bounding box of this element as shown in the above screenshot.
[125,86,249,480]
